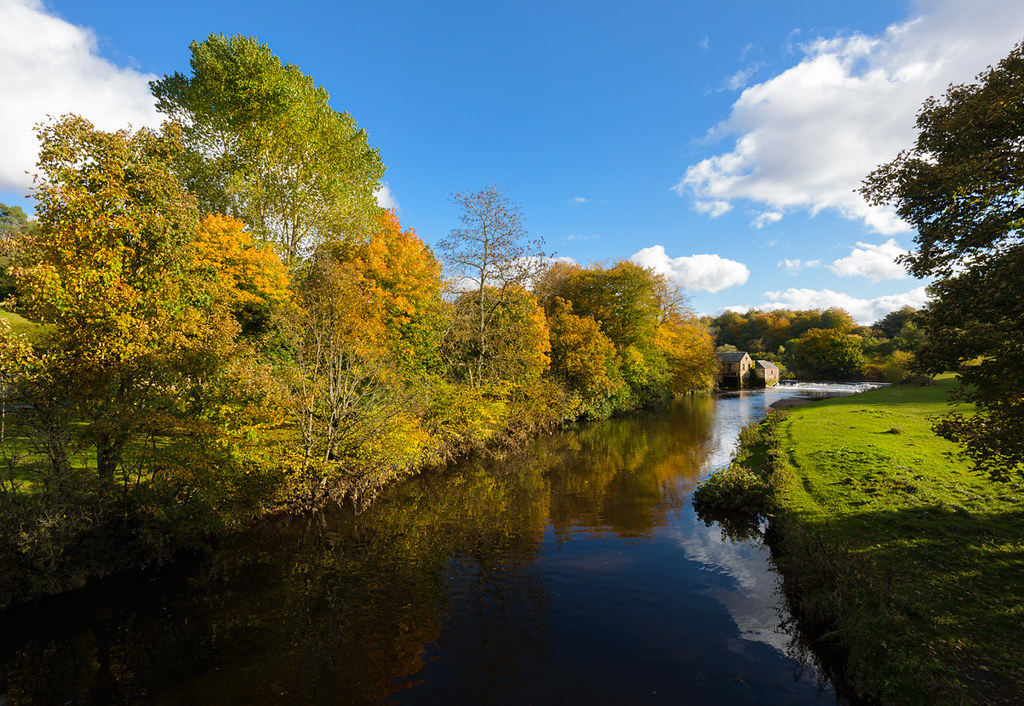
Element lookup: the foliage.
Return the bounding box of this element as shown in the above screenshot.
[193,213,292,337]
[151,34,385,262]
[711,307,857,354]
[333,210,444,372]
[17,115,207,483]
[278,255,430,510]
[0,202,37,304]
[654,311,720,394]
[442,285,550,387]
[437,184,546,388]
[546,298,623,419]
[861,41,1024,479]
[790,328,867,379]
[872,305,920,339]
[548,260,663,351]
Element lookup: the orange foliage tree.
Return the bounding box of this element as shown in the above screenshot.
[333,211,443,372]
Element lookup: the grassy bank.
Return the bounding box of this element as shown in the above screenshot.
[700,375,1024,703]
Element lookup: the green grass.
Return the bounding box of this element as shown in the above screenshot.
[0,307,49,344]
[770,374,1024,703]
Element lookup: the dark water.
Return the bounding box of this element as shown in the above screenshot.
[0,385,873,705]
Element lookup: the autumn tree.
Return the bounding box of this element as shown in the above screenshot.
[332,211,443,372]
[546,298,623,419]
[861,41,1024,478]
[151,34,385,262]
[553,261,664,351]
[14,116,208,483]
[280,255,431,509]
[437,184,546,387]
[443,285,551,387]
[655,313,720,394]
[192,213,291,336]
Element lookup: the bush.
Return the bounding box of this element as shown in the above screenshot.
[692,465,769,515]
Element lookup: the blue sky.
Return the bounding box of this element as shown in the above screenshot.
[3,0,1024,323]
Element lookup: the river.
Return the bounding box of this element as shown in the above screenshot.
[0,383,879,704]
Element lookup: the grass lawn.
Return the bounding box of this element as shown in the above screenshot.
[0,307,48,344]
[770,374,1024,703]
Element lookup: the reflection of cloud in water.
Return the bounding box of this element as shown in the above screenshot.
[700,391,771,475]
[670,521,793,654]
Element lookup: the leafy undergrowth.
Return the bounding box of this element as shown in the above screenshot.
[768,374,1024,704]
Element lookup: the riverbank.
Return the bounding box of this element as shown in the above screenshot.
[744,375,1023,703]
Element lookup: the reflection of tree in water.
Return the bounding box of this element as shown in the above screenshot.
[540,396,717,539]
[0,454,550,705]
[0,397,723,704]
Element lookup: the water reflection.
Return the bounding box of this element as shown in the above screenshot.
[0,389,848,705]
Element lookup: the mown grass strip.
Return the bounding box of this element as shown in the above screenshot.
[764,375,1024,703]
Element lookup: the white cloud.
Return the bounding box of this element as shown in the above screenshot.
[630,245,750,293]
[677,0,1024,234]
[374,182,399,210]
[726,64,761,91]
[829,238,908,281]
[569,196,588,205]
[758,286,929,324]
[0,0,162,192]
[567,233,600,241]
[693,200,732,218]
[752,211,782,228]
[778,258,821,274]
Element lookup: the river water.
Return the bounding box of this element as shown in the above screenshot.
[0,383,879,705]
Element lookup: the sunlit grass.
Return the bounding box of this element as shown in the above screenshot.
[772,374,1024,703]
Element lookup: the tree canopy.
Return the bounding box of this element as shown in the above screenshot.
[151,34,386,262]
[861,41,1024,478]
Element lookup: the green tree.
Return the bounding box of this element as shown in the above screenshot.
[872,306,920,339]
[0,203,37,303]
[151,34,385,262]
[861,41,1024,478]
[791,328,866,380]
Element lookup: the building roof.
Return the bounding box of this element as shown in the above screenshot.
[717,351,751,363]
[755,359,779,369]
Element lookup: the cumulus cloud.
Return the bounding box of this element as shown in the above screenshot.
[676,0,1024,233]
[630,245,750,293]
[0,0,162,192]
[758,286,929,324]
[778,258,821,274]
[374,182,399,210]
[829,238,908,281]
[694,200,732,218]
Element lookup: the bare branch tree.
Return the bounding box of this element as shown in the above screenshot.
[437,184,547,387]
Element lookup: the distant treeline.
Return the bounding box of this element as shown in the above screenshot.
[705,305,925,381]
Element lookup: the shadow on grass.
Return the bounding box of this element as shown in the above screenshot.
[767,503,1024,704]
